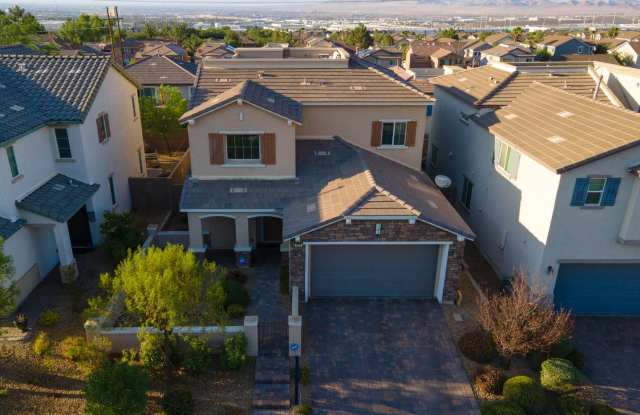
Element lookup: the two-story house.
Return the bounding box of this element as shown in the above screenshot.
[358,47,404,68]
[124,55,198,101]
[178,48,473,303]
[479,44,535,65]
[429,62,640,316]
[537,35,593,58]
[0,55,146,304]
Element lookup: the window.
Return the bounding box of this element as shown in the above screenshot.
[585,177,607,206]
[96,113,111,143]
[495,139,520,179]
[571,176,621,207]
[430,144,439,166]
[226,135,260,161]
[108,175,117,206]
[55,128,72,159]
[130,94,137,119]
[461,176,473,210]
[381,121,407,146]
[137,148,144,175]
[140,87,156,99]
[577,46,585,54]
[6,146,19,178]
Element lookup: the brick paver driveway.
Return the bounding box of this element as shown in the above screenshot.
[305,300,479,415]
[574,317,640,414]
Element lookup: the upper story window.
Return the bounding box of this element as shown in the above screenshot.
[227,135,260,162]
[6,145,19,178]
[381,121,406,146]
[495,139,520,179]
[55,128,72,159]
[96,113,111,144]
[571,176,621,207]
[140,87,157,100]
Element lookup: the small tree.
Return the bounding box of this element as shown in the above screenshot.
[140,85,188,154]
[477,274,573,363]
[0,238,17,319]
[85,362,149,415]
[510,26,524,42]
[104,244,226,377]
[607,26,619,39]
[100,212,144,263]
[437,27,459,40]
[347,24,373,49]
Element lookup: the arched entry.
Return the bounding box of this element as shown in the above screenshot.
[249,215,283,247]
[201,215,236,250]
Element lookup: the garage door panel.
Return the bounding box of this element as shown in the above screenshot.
[554,263,640,316]
[310,244,438,298]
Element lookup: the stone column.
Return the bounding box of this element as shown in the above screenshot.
[53,222,77,283]
[187,213,206,253]
[244,316,258,357]
[234,215,252,267]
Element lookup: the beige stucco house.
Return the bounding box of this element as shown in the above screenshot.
[178,48,473,303]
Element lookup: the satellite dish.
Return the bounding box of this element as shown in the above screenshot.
[435,175,452,189]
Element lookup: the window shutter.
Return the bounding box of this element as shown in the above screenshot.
[209,133,224,165]
[261,133,276,165]
[601,177,621,206]
[570,178,589,206]
[406,121,417,147]
[371,121,382,147]
[96,117,105,143]
[104,114,111,138]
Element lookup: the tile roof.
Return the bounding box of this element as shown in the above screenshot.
[0,55,112,144]
[484,33,513,45]
[0,45,42,55]
[431,63,613,107]
[180,139,473,239]
[190,63,430,106]
[479,82,640,173]
[0,216,24,240]
[124,55,196,86]
[180,80,303,123]
[138,41,186,57]
[16,174,100,222]
[481,45,533,58]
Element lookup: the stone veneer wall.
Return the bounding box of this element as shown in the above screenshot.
[288,219,464,303]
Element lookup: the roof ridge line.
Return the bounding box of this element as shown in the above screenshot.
[530,81,640,115]
[363,63,433,101]
[161,55,198,79]
[476,68,520,106]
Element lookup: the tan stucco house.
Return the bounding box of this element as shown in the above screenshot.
[178,48,474,303]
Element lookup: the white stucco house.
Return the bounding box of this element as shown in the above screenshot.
[429,62,640,316]
[0,55,146,304]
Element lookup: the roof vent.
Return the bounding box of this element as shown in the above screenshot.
[435,175,452,189]
[215,78,230,83]
[150,62,157,66]
[16,63,27,73]
[10,105,24,112]
[257,71,265,79]
[266,96,276,104]
[53,184,66,191]
[314,150,331,157]
[547,135,566,144]
[557,110,573,118]
[300,78,312,86]
[160,75,168,79]
[229,187,247,194]
[350,85,365,91]
[504,113,518,120]
[457,77,468,82]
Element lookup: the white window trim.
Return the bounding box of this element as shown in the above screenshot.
[379,120,408,147]
[495,140,519,181]
[53,128,73,161]
[584,176,608,207]
[224,133,262,164]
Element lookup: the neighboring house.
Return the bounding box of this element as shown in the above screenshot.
[483,32,514,46]
[429,62,640,316]
[538,35,593,57]
[0,55,146,305]
[358,47,403,68]
[305,36,334,48]
[594,61,640,111]
[195,42,235,60]
[616,31,640,43]
[404,43,464,73]
[463,39,492,61]
[178,50,472,303]
[610,41,640,68]
[479,44,535,65]
[135,41,188,61]
[84,39,144,63]
[124,55,198,100]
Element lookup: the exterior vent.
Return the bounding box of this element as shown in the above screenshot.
[10,105,24,112]
[266,96,276,104]
[53,184,66,191]
[229,187,248,194]
[504,113,518,120]
[150,62,157,66]
[215,78,230,83]
[557,110,573,118]
[547,135,566,144]
[17,63,26,73]
[160,75,168,79]
[350,85,365,91]
[314,150,330,157]
[300,78,312,86]
[457,77,468,82]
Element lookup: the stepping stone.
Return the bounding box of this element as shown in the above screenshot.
[252,383,290,409]
[255,356,290,384]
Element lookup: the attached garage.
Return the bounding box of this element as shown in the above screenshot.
[308,244,440,299]
[554,263,640,316]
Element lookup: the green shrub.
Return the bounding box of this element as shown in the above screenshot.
[291,404,312,415]
[481,401,526,415]
[474,366,506,397]
[182,336,213,377]
[551,338,575,359]
[162,389,193,415]
[280,265,289,295]
[566,350,585,370]
[60,336,85,360]
[85,362,149,415]
[222,279,250,309]
[120,348,138,365]
[540,358,585,393]
[590,404,620,415]
[221,333,247,370]
[227,304,245,318]
[100,212,144,263]
[225,269,248,285]
[503,376,547,415]
[38,309,60,327]
[557,393,591,415]
[60,336,110,373]
[33,332,52,356]
[458,329,497,364]
[139,331,170,372]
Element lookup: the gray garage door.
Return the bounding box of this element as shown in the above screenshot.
[310,244,439,298]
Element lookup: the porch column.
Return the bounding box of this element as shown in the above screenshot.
[234,215,252,267]
[53,222,78,283]
[434,243,450,304]
[187,213,206,253]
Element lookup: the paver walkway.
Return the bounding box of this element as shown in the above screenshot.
[574,317,640,414]
[306,299,479,415]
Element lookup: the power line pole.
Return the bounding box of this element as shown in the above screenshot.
[106,6,125,65]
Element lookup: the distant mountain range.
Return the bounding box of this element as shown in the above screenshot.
[417,0,640,7]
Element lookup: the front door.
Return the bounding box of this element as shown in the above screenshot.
[67,205,93,252]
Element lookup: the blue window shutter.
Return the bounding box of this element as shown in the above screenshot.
[601,178,621,206]
[426,105,433,117]
[571,178,589,206]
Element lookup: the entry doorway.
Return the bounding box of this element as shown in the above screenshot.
[255,217,283,246]
[67,205,93,252]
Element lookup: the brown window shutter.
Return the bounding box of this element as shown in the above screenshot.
[96,116,105,142]
[209,133,224,165]
[406,121,417,147]
[104,113,111,138]
[261,133,276,165]
[371,121,382,147]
